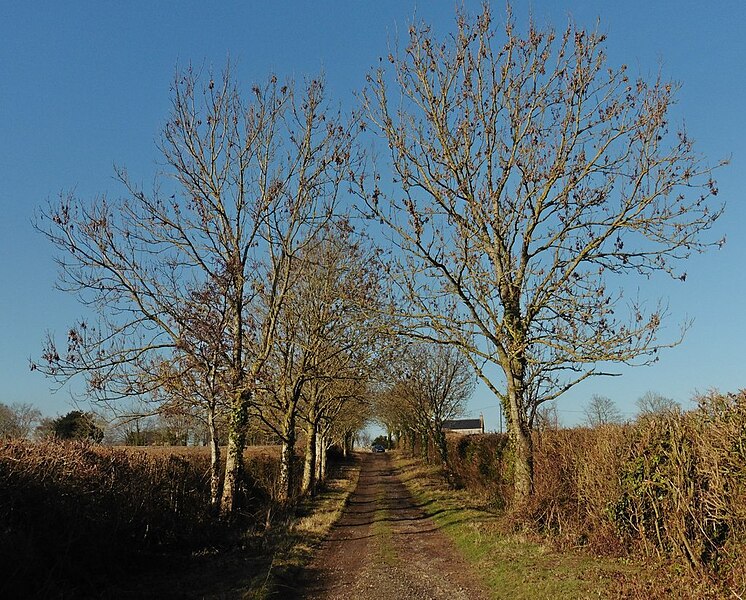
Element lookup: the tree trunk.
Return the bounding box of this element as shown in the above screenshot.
[343,430,353,457]
[220,391,249,517]
[301,418,317,496]
[512,419,533,500]
[315,433,323,482]
[278,408,296,503]
[319,436,327,482]
[433,421,449,472]
[506,371,534,504]
[208,405,222,511]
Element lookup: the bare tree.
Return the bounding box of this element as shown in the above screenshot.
[296,231,387,491]
[362,6,724,502]
[534,401,560,431]
[373,382,412,451]
[303,373,373,492]
[584,394,623,426]
[0,403,42,439]
[389,343,474,470]
[255,226,386,501]
[152,281,232,509]
[636,390,680,417]
[33,65,356,516]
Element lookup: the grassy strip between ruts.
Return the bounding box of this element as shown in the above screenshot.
[371,487,397,566]
[391,453,713,600]
[246,455,363,599]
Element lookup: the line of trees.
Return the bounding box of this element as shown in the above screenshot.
[0,405,104,442]
[375,343,474,471]
[32,68,391,515]
[583,390,681,426]
[0,403,42,439]
[32,4,724,512]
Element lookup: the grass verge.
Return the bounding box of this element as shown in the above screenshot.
[246,455,362,599]
[391,453,707,600]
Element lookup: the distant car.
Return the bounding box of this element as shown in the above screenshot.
[372,444,386,453]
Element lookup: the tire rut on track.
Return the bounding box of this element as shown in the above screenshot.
[297,452,487,600]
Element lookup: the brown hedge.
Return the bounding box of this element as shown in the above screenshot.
[0,440,278,597]
[445,391,746,586]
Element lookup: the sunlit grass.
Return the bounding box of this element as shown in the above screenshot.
[247,457,362,599]
[293,464,360,539]
[392,453,649,599]
[370,488,397,565]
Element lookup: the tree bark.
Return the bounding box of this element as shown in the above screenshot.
[278,408,296,503]
[315,433,323,482]
[220,391,248,517]
[319,437,327,482]
[301,418,317,496]
[343,430,353,457]
[207,405,222,511]
[506,367,534,504]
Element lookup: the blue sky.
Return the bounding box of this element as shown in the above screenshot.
[1,1,744,430]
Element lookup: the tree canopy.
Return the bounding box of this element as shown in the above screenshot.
[361,4,724,500]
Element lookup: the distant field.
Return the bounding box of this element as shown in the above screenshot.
[111,444,281,458]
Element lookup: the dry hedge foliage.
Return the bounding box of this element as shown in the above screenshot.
[447,433,512,509]
[447,391,746,587]
[612,391,746,579]
[0,440,278,597]
[532,425,628,552]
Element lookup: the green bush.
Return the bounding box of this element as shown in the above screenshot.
[50,410,104,441]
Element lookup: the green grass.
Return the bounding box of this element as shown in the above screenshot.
[371,488,397,565]
[393,455,649,600]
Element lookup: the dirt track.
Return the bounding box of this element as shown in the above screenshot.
[298,452,487,600]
